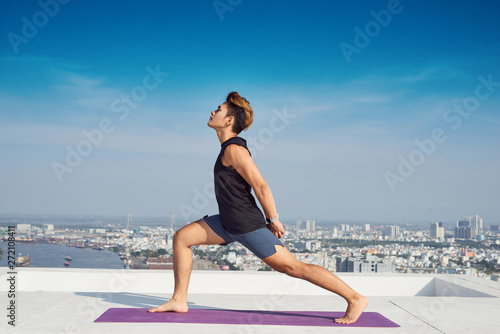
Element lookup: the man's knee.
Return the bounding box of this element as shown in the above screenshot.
[276,262,305,278]
[172,231,180,245]
[173,230,189,247]
[173,226,201,248]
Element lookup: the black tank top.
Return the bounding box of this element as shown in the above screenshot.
[214,137,266,234]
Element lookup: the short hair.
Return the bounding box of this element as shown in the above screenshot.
[225,91,253,134]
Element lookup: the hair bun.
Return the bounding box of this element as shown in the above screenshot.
[226,91,254,133]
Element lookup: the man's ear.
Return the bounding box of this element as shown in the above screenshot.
[226,116,234,126]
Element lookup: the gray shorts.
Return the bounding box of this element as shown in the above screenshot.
[203,214,284,259]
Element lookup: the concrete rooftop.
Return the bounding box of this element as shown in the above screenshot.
[1,267,500,333]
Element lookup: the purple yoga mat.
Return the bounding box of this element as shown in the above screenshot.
[95,308,400,327]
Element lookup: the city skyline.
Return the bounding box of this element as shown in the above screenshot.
[1,212,497,229]
[0,1,499,223]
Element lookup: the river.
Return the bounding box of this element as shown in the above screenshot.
[0,241,125,269]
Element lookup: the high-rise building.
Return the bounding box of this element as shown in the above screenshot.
[42,224,55,234]
[296,220,316,232]
[296,220,302,232]
[455,220,476,240]
[127,212,132,230]
[363,224,371,232]
[383,226,399,239]
[476,216,482,234]
[170,211,175,233]
[339,224,350,232]
[460,220,469,226]
[305,240,321,251]
[465,215,483,235]
[430,222,444,239]
[305,220,316,232]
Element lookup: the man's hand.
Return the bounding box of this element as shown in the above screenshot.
[267,220,285,239]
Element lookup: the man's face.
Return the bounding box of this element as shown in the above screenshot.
[208,102,231,129]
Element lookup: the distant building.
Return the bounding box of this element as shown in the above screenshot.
[383,226,399,239]
[465,215,483,235]
[305,220,316,232]
[145,257,173,270]
[490,225,500,232]
[42,224,54,232]
[42,224,55,235]
[361,249,380,255]
[336,255,392,273]
[16,223,31,234]
[165,233,173,247]
[305,240,321,252]
[339,224,350,232]
[295,220,302,232]
[446,267,477,275]
[460,247,475,258]
[227,252,237,263]
[430,222,444,239]
[296,220,316,232]
[294,242,306,251]
[363,224,370,232]
[455,220,476,240]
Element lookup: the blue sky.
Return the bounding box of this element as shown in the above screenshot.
[0,0,499,224]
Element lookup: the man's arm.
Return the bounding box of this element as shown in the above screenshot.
[222,144,285,238]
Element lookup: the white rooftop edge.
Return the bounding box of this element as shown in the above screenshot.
[1,268,500,333]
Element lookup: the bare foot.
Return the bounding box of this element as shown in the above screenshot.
[148,299,189,313]
[334,295,368,324]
